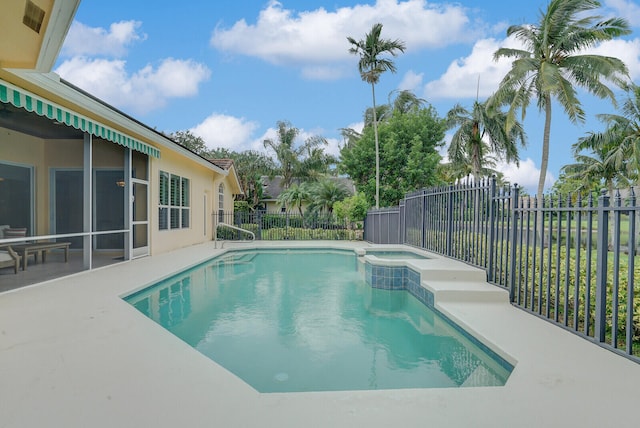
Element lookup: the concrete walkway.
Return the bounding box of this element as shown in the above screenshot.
[1,241,639,428]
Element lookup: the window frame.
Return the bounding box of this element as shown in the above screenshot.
[159,170,190,231]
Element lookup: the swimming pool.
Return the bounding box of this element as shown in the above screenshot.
[125,248,512,392]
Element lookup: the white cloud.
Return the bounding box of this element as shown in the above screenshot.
[587,38,640,80]
[424,30,640,101]
[61,20,146,57]
[497,158,555,193]
[424,37,516,99]
[55,57,210,115]
[605,0,640,27]
[190,114,260,151]
[345,121,365,134]
[225,124,342,161]
[210,0,478,79]
[398,70,424,92]
[301,65,349,80]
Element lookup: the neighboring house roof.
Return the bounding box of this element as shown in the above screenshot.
[208,159,244,196]
[209,159,234,170]
[261,176,286,200]
[260,176,356,201]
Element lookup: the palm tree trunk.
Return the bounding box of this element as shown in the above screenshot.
[537,96,552,245]
[371,82,380,209]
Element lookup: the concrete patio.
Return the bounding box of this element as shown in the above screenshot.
[1,241,639,427]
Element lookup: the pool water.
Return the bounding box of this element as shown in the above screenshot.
[125,249,512,392]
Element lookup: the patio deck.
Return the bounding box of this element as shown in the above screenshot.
[1,241,639,428]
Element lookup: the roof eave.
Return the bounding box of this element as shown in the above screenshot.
[34,0,81,72]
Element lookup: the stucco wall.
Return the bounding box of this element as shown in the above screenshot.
[150,149,228,255]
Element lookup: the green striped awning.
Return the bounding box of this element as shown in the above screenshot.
[0,80,160,158]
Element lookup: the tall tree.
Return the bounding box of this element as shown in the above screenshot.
[263,121,334,190]
[564,139,628,198]
[491,0,630,205]
[340,105,444,207]
[583,83,640,180]
[445,100,526,182]
[564,138,630,247]
[232,150,277,209]
[348,23,406,208]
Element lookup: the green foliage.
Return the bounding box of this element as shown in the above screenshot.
[263,121,335,190]
[550,172,601,197]
[334,192,370,223]
[573,83,640,182]
[277,182,311,216]
[448,228,640,355]
[445,100,526,182]
[233,201,250,212]
[230,150,277,209]
[347,23,406,86]
[340,106,445,206]
[170,130,211,156]
[491,0,630,198]
[306,179,350,214]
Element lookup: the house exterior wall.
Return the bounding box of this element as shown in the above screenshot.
[150,147,219,255]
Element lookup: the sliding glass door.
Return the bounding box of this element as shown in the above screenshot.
[0,162,33,235]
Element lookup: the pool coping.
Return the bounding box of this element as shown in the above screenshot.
[1,240,640,427]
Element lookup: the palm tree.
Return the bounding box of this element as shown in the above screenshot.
[341,90,423,148]
[277,183,310,217]
[571,83,640,247]
[308,179,349,214]
[564,138,630,247]
[388,89,425,115]
[445,100,526,182]
[263,121,333,190]
[586,83,640,179]
[348,23,406,208]
[491,0,630,205]
[565,139,628,197]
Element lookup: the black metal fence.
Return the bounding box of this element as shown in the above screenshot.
[216,211,360,241]
[365,178,640,362]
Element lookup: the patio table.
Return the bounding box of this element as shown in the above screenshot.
[9,242,71,271]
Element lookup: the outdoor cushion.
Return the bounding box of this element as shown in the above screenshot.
[4,228,27,238]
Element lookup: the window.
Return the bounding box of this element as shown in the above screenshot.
[218,183,224,223]
[159,171,190,230]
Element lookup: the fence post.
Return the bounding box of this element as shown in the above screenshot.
[508,184,520,302]
[422,190,427,249]
[487,177,497,282]
[594,191,610,343]
[446,185,454,256]
[399,201,405,244]
[256,210,263,240]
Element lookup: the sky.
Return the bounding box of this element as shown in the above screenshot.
[54,0,640,194]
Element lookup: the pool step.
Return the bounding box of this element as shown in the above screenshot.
[218,252,258,264]
[421,279,509,304]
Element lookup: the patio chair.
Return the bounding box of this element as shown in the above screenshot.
[0,246,21,274]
